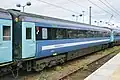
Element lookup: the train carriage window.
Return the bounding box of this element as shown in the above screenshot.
[42,28,48,39]
[36,27,48,40]
[48,28,56,40]
[67,29,74,38]
[3,26,11,41]
[116,32,120,36]
[56,28,66,39]
[35,26,110,40]
[36,27,42,40]
[26,28,32,39]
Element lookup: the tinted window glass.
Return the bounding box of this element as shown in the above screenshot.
[56,28,66,39]
[36,27,110,40]
[26,28,32,39]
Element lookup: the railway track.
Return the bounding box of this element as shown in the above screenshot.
[60,49,119,80]
[1,46,120,80]
[37,46,120,80]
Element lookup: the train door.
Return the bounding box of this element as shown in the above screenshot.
[0,20,12,63]
[22,22,36,58]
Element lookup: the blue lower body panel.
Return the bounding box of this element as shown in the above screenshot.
[35,37,110,58]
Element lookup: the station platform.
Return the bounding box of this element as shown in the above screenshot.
[84,53,120,80]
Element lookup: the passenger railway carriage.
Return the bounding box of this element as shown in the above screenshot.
[0,8,12,64]
[7,9,112,71]
[110,27,120,45]
[0,8,119,73]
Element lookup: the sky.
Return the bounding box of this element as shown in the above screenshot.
[1,0,120,28]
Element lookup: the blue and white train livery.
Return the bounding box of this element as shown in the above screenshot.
[8,9,112,71]
[0,9,119,73]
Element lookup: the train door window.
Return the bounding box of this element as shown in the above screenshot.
[26,28,32,39]
[3,26,11,41]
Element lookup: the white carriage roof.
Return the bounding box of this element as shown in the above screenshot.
[109,27,120,33]
[8,9,111,32]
